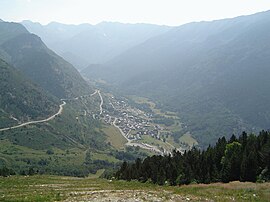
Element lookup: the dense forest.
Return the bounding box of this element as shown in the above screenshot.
[116,130,270,185]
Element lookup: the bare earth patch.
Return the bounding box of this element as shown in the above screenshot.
[64,190,206,202]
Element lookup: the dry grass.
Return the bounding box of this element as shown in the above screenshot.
[175,181,270,202]
[102,125,127,150]
[1,175,270,202]
[179,132,198,147]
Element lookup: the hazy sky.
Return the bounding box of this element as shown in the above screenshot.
[1,0,270,26]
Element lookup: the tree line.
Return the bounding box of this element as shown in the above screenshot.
[115,130,270,185]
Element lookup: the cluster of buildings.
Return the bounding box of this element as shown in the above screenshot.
[89,91,187,155]
[102,97,165,141]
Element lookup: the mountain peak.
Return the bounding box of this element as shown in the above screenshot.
[21,20,41,26]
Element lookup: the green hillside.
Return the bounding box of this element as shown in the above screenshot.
[0,21,121,175]
[0,88,150,176]
[0,58,58,128]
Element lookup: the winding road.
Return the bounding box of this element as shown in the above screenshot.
[113,118,131,143]
[0,88,165,155]
[90,90,98,97]
[0,101,66,132]
[98,90,103,115]
[0,89,100,132]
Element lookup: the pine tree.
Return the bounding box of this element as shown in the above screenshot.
[241,149,258,182]
[229,134,237,143]
[221,141,242,182]
[115,131,270,184]
[157,168,166,185]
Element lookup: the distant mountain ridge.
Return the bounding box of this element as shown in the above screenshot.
[0,20,92,98]
[83,10,270,146]
[22,21,171,69]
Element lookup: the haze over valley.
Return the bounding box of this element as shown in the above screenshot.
[21,10,270,146]
[1,1,270,201]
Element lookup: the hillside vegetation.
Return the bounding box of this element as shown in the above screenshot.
[0,58,58,128]
[0,91,152,176]
[0,20,155,176]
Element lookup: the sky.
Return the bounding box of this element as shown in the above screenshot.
[1,0,270,26]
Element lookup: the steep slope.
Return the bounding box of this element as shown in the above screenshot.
[0,21,132,175]
[83,10,270,146]
[0,21,91,98]
[0,58,58,128]
[21,20,92,47]
[0,21,28,44]
[22,21,171,69]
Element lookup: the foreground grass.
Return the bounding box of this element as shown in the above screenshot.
[0,175,269,201]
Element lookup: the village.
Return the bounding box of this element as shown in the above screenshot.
[103,96,165,141]
[91,93,181,155]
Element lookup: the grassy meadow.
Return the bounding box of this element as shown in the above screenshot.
[0,175,269,201]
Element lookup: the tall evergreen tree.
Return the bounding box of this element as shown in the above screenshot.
[241,149,258,182]
[221,142,242,182]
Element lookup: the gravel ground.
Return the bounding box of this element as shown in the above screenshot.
[64,190,210,202]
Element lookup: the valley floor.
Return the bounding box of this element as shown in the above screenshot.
[0,175,269,202]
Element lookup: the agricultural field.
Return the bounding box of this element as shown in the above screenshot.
[102,125,127,150]
[129,95,198,149]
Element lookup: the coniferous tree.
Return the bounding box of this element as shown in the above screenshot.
[229,134,237,143]
[221,141,242,182]
[239,131,248,149]
[115,131,270,185]
[157,168,166,185]
[214,137,227,175]
[241,149,258,182]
